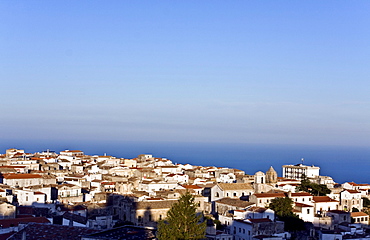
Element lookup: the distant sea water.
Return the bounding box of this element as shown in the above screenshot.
[1,139,369,184]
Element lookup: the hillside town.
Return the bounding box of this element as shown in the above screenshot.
[0,148,369,240]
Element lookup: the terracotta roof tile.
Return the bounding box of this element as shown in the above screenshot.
[2,174,42,179]
[312,196,338,203]
[351,212,369,217]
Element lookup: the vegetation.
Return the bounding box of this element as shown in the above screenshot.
[269,197,305,231]
[352,207,359,212]
[269,197,294,217]
[157,192,206,240]
[362,197,370,208]
[296,175,331,196]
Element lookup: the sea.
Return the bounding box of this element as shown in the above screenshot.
[1,139,369,184]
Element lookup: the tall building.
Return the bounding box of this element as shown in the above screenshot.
[282,164,320,180]
[266,166,278,184]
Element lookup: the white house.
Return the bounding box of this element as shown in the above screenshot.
[211,183,254,202]
[164,173,189,184]
[1,173,43,187]
[312,196,339,214]
[235,207,275,220]
[294,202,314,223]
[229,218,286,240]
[339,190,363,211]
[15,190,46,205]
[217,173,236,183]
[351,212,369,225]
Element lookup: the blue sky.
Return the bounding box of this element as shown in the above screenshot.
[1,1,370,147]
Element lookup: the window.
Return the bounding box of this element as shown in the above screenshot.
[234,192,237,197]
[307,209,310,214]
[159,215,162,220]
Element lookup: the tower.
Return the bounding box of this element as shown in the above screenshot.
[266,166,278,184]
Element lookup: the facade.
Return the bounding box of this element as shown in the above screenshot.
[339,190,363,211]
[134,200,177,227]
[230,218,285,240]
[351,212,369,225]
[214,198,255,217]
[282,164,320,180]
[312,196,339,214]
[1,174,43,187]
[326,210,351,227]
[211,183,254,202]
[0,202,15,219]
[294,202,314,222]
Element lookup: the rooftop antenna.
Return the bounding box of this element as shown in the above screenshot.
[301,158,304,165]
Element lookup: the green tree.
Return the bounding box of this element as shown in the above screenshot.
[269,197,294,217]
[157,192,206,240]
[269,197,305,231]
[297,176,331,196]
[362,197,370,208]
[352,207,359,212]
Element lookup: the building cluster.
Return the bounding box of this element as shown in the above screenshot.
[0,148,368,240]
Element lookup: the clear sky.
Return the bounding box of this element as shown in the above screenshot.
[1,1,370,147]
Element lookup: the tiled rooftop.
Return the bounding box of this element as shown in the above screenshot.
[7,223,100,240]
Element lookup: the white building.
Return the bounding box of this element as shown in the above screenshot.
[294,202,314,223]
[351,212,369,225]
[211,183,254,202]
[312,196,339,214]
[339,190,363,211]
[229,218,286,240]
[282,164,320,180]
[15,189,46,205]
[1,173,43,187]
